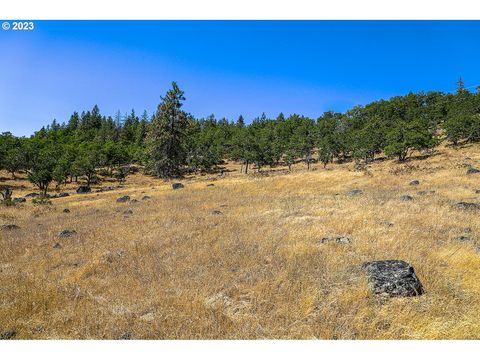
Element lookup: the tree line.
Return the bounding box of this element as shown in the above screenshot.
[1,79,479,196]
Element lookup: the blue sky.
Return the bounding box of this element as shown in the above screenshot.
[1,21,479,136]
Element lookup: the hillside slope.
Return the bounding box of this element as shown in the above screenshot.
[1,143,480,339]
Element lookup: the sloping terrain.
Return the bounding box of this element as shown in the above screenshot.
[1,143,480,339]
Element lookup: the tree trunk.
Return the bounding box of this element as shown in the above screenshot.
[245,161,249,174]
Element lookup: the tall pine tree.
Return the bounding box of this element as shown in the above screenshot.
[145,82,189,178]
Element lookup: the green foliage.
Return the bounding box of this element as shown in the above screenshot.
[2,80,480,185]
[145,82,189,178]
[384,118,437,161]
[32,197,52,205]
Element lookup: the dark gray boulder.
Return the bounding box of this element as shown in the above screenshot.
[455,235,471,242]
[320,235,352,244]
[347,189,363,197]
[409,180,420,186]
[400,195,414,202]
[13,197,26,203]
[466,168,480,175]
[58,229,76,237]
[76,186,91,194]
[455,202,480,211]
[0,330,16,340]
[362,260,424,297]
[57,192,69,198]
[0,224,20,231]
[63,208,70,213]
[172,183,184,190]
[116,195,130,203]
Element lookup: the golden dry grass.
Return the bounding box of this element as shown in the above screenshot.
[1,143,480,339]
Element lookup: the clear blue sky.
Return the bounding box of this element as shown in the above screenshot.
[1,21,479,136]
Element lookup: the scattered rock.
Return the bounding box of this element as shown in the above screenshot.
[118,332,132,340]
[400,195,414,202]
[320,235,352,244]
[116,195,130,203]
[172,183,184,190]
[76,186,91,194]
[417,191,427,196]
[63,208,70,213]
[102,249,126,263]
[57,192,69,198]
[382,221,394,227]
[362,260,424,297]
[13,197,26,203]
[24,192,39,198]
[95,186,114,193]
[466,168,480,175]
[211,210,223,215]
[0,330,16,340]
[347,189,363,197]
[207,184,215,187]
[130,199,138,203]
[455,235,471,242]
[0,224,20,231]
[409,180,420,186]
[455,202,480,211]
[139,312,155,322]
[141,196,151,200]
[475,189,480,194]
[58,229,76,238]
[124,209,133,215]
[53,242,62,249]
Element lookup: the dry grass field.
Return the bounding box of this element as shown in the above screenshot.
[1,143,480,339]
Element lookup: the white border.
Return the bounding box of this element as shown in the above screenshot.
[1,0,480,20]
[1,340,479,359]
[2,0,480,357]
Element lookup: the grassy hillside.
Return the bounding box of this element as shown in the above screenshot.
[1,143,480,339]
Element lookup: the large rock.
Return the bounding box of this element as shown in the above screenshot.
[400,195,414,202]
[76,186,91,194]
[57,192,69,198]
[362,260,424,297]
[347,189,363,197]
[116,195,130,203]
[172,183,184,190]
[0,330,16,340]
[58,229,76,238]
[409,180,420,186]
[24,192,39,198]
[0,224,20,231]
[455,202,480,211]
[13,197,26,204]
[466,168,480,175]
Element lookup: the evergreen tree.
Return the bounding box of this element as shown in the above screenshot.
[145,82,189,178]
